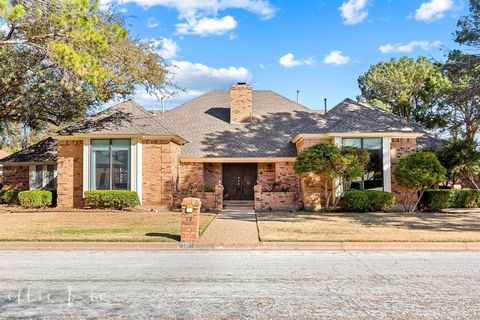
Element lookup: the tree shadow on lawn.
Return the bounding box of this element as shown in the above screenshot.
[258,211,480,233]
[145,233,180,241]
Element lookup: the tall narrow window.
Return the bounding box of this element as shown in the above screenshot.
[90,139,131,190]
[343,138,383,191]
[46,165,55,189]
[112,139,130,190]
[34,165,43,190]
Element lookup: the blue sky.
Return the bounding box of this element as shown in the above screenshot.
[107,0,468,111]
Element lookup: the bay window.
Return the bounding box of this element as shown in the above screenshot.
[90,139,131,190]
[342,138,383,191]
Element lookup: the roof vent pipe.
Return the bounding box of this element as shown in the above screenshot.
[324,98,327,114]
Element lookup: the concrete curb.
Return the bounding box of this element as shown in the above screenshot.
[0,241,480,251]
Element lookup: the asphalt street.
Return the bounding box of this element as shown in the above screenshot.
[0,250,479,319]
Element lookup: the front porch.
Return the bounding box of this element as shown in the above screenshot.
[174,160,302,211]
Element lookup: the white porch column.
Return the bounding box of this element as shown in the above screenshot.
[382,137,392,192]
[131,138,143,204]
[82,138,90,195]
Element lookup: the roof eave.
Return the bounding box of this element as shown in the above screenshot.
[291,131,424,143]
[52,134,188,145]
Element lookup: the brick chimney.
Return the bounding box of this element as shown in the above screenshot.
[230,83,252,124]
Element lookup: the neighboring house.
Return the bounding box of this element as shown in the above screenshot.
[0,138,57,191]
[0,83,426,210]
[0,149,11,188]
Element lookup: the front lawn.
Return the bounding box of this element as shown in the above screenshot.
[257,209,480,242]
[0,208,215,242]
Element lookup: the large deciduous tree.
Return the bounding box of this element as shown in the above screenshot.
[438,0,480,140]
[0,0,168,144]
[358,56,450,130]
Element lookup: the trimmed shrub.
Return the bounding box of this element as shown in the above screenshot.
[343,190,396,212]
[344,191,370,212]
[420,189,480,211]
[18,190,53,208]
[370,191,396,211]
[450,189,480,208]
[0,190,21,205]
[419,190,452,211]
[84,190,139,210]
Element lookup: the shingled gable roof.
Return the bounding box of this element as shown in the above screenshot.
[323,98,425,134]
[58,100,186,143]
[155,90,327,158]
[0,137,57,164]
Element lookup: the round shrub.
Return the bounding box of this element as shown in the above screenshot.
[450,189,480,208]
[369,191,396,211]
[344,190,396,212]
[84,190,139,210]
[18,190,53,208]
[344,191,370,212]
[0,190,21,205]
[419,190,452,211]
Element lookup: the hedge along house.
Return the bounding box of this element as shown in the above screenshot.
[0,83,427,210]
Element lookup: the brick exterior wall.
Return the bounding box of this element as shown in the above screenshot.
[204,163,222,188]
[301,173,333,212]
[275,162,300,192]
[390,138,418,204]
[295,138,332,152]
[57,140,83,208]
[178,162,204,190]
[254,185,301,212]
[2,165,29,190]
[174,191,216,210]
[142,140,180,206]
[230,84,252,123]
[257,163,275,189]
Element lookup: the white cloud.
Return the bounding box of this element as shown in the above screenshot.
[379,40,442,53]
[170,60,251,91]
[116,0,276,19]
[115,0,276,36]
[339,0,369,25]
[176,16,237,36]
[126,60,252,109]
[279,53,316,68]
[323,51,352,65]
[147,17,160,28]
[119,7,128,13]
[415,0,454,22]
[157,38,180,59]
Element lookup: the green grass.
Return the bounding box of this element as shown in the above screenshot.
[0,210,216,242]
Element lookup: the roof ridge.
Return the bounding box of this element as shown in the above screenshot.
[266,91,317,114]
[125,99,179,136]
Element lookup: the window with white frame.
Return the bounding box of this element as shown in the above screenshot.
[29,164,57,190]
[342,138,384,191]
[90,139,131,190]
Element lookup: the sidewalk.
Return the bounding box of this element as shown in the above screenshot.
[199,206,260,245]
[0,241,479,251]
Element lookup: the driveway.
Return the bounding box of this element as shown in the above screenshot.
[0,251,479,319]
[200,206,259,246]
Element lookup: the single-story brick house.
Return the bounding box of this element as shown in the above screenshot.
[1,83,430,211]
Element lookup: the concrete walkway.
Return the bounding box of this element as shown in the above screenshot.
[200,206,260,246]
